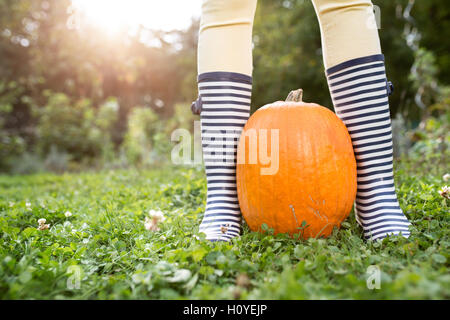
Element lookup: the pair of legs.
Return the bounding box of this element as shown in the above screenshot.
[196,0,411,241]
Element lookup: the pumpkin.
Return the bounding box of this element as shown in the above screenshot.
[236,89,357,239]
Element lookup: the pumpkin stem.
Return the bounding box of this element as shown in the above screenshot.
[286,89,303,102]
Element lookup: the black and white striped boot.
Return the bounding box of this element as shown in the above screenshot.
[193,71,252,241]
[325,54,411,241]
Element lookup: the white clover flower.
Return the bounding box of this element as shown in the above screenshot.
[144,217,160,231]
[37,218,50,230]
[443,174,450,182]
[25,202,31,208]
[144,216,159,231]
[144,210,166,232]
[37,223,50,231]
[148,209,166,222]
[439,185,449,199]
[65,211,73,217]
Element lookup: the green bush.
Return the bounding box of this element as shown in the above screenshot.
[406,83,450,166]
[122,103,199,167]
[0,131,25,172]
[33,92,100,162]
[93,98,120,165]
[22,94,194,171]
[409,115,450,166]
[0,81,26,172]
[31,92,120,170]
[122,107,160,165]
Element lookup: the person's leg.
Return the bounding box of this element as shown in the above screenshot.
[312,0,411,241]
[195,0,257,241]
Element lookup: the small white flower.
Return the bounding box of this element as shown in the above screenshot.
[443,174,450,182]
[159,235,167,241]
[25,202,31,208]
[37,218,50,230]
[439,186,449,199]
[65,211,72,217]
[148,209,165,222]
[9,202,15,207]
[37,223,50,231]
[144,210,166,232]
[144,216,159,231]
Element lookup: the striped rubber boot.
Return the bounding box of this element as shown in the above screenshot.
[325,54,411,241]
[194,71,252,241]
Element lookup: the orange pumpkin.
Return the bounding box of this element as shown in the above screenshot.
[236,89,357,239]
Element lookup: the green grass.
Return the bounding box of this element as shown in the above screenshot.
[0,159,448,299]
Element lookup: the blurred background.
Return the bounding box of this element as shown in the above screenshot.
[0,0,448,174]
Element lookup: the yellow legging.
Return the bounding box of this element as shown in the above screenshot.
[198,0,381,76]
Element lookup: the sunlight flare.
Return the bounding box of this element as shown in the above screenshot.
[71,0,201,32]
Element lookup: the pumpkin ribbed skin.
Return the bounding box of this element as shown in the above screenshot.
[236,97,357,239]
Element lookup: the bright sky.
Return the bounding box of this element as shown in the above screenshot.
[71,0,202,32]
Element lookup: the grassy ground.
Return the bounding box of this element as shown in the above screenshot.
[0,158,448,299]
